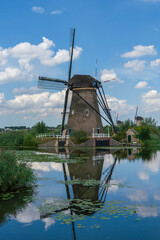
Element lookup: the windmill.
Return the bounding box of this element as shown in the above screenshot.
[134,105,143,126]
[38,29,116,136]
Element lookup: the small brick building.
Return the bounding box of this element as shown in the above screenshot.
[126,128,139,143]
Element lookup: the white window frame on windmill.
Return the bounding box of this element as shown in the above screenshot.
[71,110,74,115]
[85,108,89,117]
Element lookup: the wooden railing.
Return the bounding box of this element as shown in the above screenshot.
[36,133,108,139]
[92,133,109,138]
[36,134,70,139]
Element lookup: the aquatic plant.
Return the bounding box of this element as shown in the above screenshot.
[16,151,87,163]
[0,151,36,193]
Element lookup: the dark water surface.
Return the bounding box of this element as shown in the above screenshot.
[0,147,160,240]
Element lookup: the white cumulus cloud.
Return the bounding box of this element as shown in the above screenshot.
[150,59,160,67]
[16,204,55,230]
[100,69,117,82]
[138,171,149,180]
[122,45,157,58]
[0,67,21,84]
[124,60,146,72]
[0,93,5,104]
[0,47,8,66]
[1,37,82,66]
[144,152,160,172]
[142,90,160,113]
[0,89,73,124]
[13,87,43,95]
[106,95,135,116]
[0,37,82,84]
[100,69,123,83]
[135,81,148,89]
[128,190,148,202]
[31,162,63,172]
[32,6,44,14]
[137,206,159,218]
[50,10,62,15]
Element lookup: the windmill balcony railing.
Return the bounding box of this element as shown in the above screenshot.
[92,133,109,138]
[56,135,70,139]
[36,133,56,138]
[36,134,70,139]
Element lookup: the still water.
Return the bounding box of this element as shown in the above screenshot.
[0,147,160,240]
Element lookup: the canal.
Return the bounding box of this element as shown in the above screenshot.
[0,147,160,240]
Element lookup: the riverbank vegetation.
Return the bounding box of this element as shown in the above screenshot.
[0,118,159,148]
[71,130,89,144]
[0,151,36,193]
[111,117,160,147]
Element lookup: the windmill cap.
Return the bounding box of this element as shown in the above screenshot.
[135,116,143,120]
[69,74,100,88]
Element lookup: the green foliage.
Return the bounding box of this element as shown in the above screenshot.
[112,131,126,142]
[23,134,38,148]
[140,126,151,141]
[0,151,36,193]
[31,121,48,134]
[118,119,134,132]
[142,117,157,127]
[52,125,62,135]
[103,126,113,135]
[0,132,24,147]
[71,130,89,144]
[142,135,160,148]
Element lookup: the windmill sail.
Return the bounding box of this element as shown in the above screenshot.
[37,29,117,136]
[61,28,75,134]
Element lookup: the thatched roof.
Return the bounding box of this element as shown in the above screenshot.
[69,74,100,88]
[135,116,143,121]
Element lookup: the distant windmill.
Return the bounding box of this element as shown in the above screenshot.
[115,113,122,126]
[134,105,143,126]
[38,29,116,135]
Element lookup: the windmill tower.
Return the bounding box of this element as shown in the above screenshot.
[135,106,143,126]
[38,29,116,137]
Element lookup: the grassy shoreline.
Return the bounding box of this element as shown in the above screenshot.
[0,151,36,193]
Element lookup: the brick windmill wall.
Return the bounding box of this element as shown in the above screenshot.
[67,75,103,136]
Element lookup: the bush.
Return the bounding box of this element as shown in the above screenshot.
[139,126,151,141]
[71,130,89,144]
[112,131,126,142]
[0,132,24,147]
[23,134,38,148]
[0,151,36,193]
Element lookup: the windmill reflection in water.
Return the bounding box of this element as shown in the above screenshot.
[40,151,117,239]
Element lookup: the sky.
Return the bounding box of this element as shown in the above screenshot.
[0,0,160,128]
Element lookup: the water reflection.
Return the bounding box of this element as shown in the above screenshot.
[67,155,117,203]
[1,147,160,240]
[0,190,34,226]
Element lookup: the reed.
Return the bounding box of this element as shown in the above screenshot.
[0,151,36,193]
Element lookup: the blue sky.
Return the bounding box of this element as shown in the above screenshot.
[0,0,160,127]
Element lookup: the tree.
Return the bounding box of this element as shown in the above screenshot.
[139,126,151,141]
[32,121,47,134]
[119,119,134,132]
[142,117,157,127]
